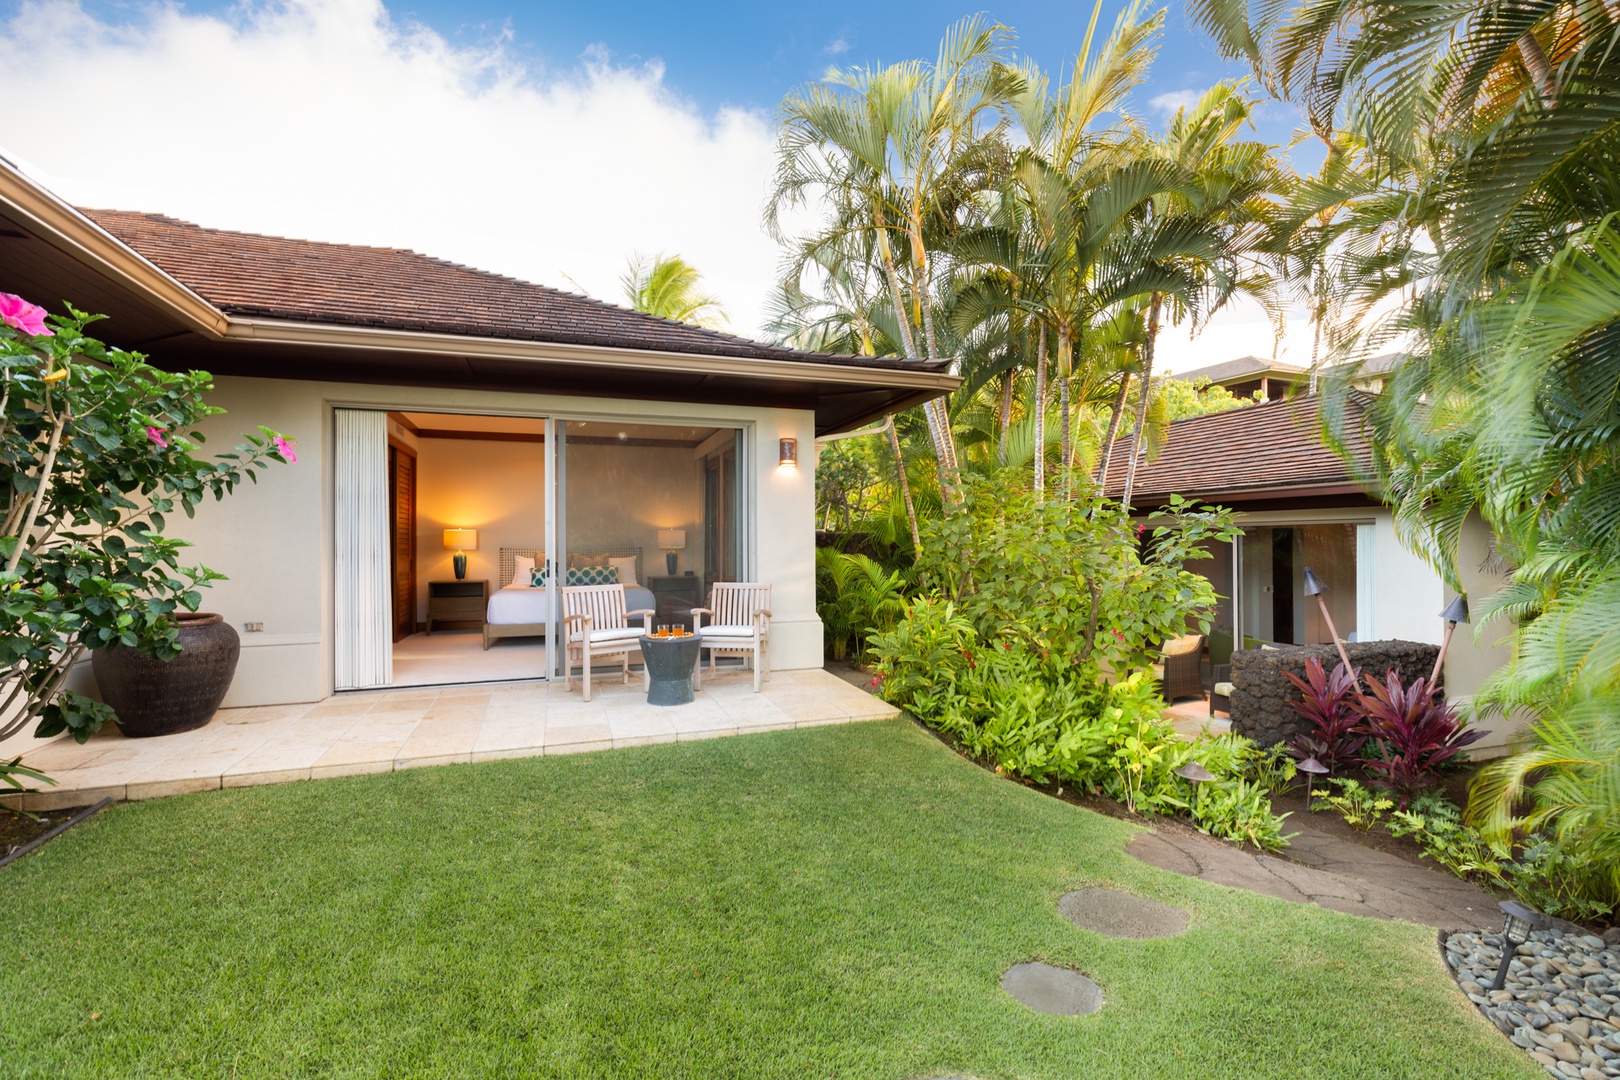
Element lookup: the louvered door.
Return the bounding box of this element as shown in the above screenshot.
[388,442,417,643]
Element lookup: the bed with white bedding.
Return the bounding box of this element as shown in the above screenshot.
[483,547,653,649]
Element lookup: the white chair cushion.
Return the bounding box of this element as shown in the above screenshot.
[570,626,644,644]
[698,625,756,638]
[1213,681,1234,696]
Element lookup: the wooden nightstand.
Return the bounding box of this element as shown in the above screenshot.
[648,575,703,630]
[427,579,487,634]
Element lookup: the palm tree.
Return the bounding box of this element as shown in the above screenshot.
[1119,81,1287,509]
[770,15,1018,494]
[620,253,728,329]
[1190,0,1620,907]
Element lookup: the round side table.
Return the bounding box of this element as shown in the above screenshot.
[639,634,701,706]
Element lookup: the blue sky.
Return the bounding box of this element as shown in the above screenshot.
[0,0,1312,366]
[63,0,1301,143]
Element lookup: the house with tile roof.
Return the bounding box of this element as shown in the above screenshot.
[1100,394,1515,752]
[1172,355,1308,400]
[0,161,957,728]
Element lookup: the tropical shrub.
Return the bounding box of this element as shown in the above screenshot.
[1,299,293,748]
[1312,778,1393,832]
[1284,658,1365,771]
[814,547,909,662]
[1388,794,1509,887]
[1355,672,1486,808]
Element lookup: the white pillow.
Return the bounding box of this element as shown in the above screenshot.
[609,556,638,586]
[513,555,538,586]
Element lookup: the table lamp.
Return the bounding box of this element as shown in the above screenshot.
[443,528,477,580]
[657,529,686,576]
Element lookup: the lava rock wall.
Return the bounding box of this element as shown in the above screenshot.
[1229,640,1441,747]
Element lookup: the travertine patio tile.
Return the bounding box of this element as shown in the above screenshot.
[396,722,481,760]
[223,767,312,789]
[224,742,333,776]
[302,698,379,718]
[395,752,472,770]
[310,759,394,780]
[314,740,408,769]
[545,704,610,727]
[544,722,612,749]
[128,747,259,783]
[369,695,440,714]
[419,704,487,724]
[18,740,112,770]
[544,737,613,756]
[470,745,548,764]
[224,703,315,725]
[126,776,221,801]
[761,691,852,722]
[430,690,492,707]
[471,721,545,754]
[609,712,678,747]
[24,784,126,811]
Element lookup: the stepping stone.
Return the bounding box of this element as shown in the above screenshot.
[1000,962,1103,1016]
[1058,888,1188,939]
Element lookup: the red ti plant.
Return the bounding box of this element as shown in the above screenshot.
[1355,670,1488,807]
[1284,658,1365,771]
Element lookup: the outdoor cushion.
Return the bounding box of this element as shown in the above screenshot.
[567,626,644,643]
[697,624,756,637]
[1213,681,1234,696]
[1162,633,1202,656]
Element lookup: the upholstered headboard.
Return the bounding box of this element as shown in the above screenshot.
[498,547,645,588]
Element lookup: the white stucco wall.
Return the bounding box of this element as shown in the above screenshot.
[53,374,821,711]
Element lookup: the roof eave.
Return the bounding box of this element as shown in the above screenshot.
[0,163,227,338]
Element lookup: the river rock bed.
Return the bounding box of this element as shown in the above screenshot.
[1444,927,1620,1078]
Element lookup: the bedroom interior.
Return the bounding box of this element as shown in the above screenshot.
[382,411,744,689]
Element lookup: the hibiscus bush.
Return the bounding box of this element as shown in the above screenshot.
[1,298,294,753]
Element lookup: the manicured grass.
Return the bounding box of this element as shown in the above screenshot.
[1,720,1531,1078]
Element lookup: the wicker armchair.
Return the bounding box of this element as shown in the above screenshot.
[1152,633,1206,702]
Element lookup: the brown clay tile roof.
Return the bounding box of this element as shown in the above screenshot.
[1101,394,1376,506]
[1174,355,1307,384]
[80,208,927,370]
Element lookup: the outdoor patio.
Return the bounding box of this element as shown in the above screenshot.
[2,667,897,811]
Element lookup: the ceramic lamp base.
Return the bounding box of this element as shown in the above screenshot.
[453,552,467,580]
[666,552,678,575]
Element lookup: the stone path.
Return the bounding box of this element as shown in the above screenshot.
[1000,962,1104,1016]
[1058,887,1188,939]
[1128,822,1499,928]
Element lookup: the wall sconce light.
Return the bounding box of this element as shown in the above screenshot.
[779,438,798,468]
[442,528,478,580]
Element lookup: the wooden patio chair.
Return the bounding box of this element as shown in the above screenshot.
[562,584,654,702]
[690,583,772,693]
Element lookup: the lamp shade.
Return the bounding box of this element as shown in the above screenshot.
[656,529,687,551]
[442,528,478,551]
[1302,567,1329,596]
[1440,595,1470,624]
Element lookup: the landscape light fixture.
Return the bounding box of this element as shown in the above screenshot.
[1301,566,1356,677]
[442,529,477,581]
[1174,762,1214,783]
[1429,595,1470,686]
[1296,756,1329,806]
[1492,900,1549,990]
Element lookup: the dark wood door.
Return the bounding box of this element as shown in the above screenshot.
[389,442,417,643]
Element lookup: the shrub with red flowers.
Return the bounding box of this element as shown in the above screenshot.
[2,300,294,753]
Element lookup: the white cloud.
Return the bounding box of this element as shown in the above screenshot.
[823,37,850,56]
[0,0,789,335]
[1148,89,1202,116]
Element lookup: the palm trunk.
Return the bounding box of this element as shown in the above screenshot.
[911,236,961,483]
[1518,31,1558,109]
[1121,292,1163,511]
[1095,370,1131,490]
[998,367,1014,464]
[1033,327,1049,495]
[1058,328,1074,500]
[873,219,957,495]
[886,416,922,555]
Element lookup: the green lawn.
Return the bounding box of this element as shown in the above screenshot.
[1,719,1531,1079]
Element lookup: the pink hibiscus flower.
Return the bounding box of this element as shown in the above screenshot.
[146,426,168,450]
[0,293,52,337]
[273,436,298,463]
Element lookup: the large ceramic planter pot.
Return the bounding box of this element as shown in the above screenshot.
[91,613,241,738]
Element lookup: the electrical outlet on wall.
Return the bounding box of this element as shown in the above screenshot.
[244,621,264,632]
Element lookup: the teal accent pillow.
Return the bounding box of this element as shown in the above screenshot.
[566,566,619,586]
[528,566,549,587]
